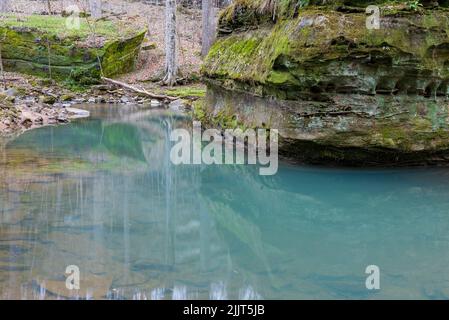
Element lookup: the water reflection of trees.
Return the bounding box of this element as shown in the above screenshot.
[4,108,449,299]
[0,110,266,299]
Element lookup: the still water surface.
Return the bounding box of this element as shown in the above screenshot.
[1,104,449,299]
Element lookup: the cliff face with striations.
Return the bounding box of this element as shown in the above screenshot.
[201,1,449,165]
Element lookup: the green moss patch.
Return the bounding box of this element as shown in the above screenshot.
[204,5,449,99]
[165,86,207,98]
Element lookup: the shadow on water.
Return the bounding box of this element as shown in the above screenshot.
[1,104,449,299]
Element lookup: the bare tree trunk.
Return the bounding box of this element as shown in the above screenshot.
[46,39,52,80]
[1,4,7,89]
[0,43,6,90]
[163,0,177,86]
[89,0,102,19]
[46,0,52,15]
[201,0,217,57]
[0,0,9,12]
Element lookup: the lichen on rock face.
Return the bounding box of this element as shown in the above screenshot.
[201,1,449,165]
[0,14,146,85]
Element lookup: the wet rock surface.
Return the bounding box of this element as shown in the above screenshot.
[201,86,449,166]
[0,73,88,136]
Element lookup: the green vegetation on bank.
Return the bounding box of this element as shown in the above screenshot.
[218,0,449,31]
[166,86,206,98]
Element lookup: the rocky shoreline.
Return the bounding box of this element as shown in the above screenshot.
[0,2,205,138]
[0,72,193,137]
[0,74,122,136]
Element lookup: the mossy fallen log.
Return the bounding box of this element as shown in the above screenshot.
[0,14,146,85]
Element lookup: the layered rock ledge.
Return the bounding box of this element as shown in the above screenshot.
[201,1,449,165]
[0,14,146,85]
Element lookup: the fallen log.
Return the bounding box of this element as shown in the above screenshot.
[101,77,177,101]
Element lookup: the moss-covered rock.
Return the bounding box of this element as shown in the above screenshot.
[0,14,146,85]
[201,2,449,165]
[205,4,449,98]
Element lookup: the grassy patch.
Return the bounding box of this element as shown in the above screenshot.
[166,86,206,98]
[0,14,133,40]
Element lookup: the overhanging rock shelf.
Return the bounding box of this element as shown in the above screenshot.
[200,1,449,166]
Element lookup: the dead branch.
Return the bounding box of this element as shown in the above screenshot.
[31,88,58,98]
[101,77,177,101]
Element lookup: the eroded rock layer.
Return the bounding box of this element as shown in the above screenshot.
[201,1,449,165]
[0,15,146,85]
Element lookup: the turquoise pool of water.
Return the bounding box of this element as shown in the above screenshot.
[1,104,449,299]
